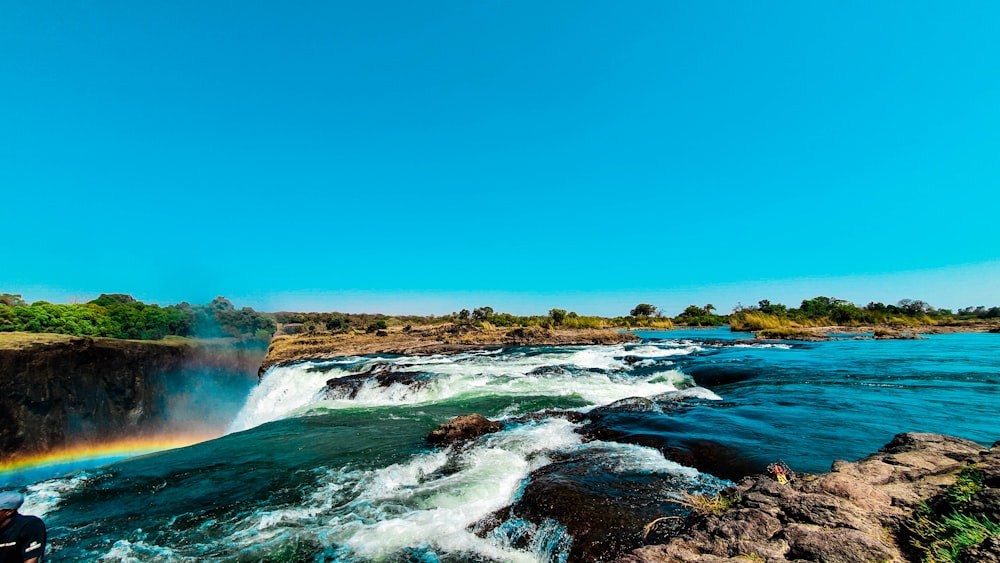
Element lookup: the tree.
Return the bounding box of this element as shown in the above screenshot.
[630,303,657,317]
[325,316,350,332]
[0,294,26,307]
[758,300,788,316]
[89,293,137,306]
[549,308,567,325]
[898,299,933,316]
[472,306,494,322]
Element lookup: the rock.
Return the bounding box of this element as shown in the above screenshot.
[504,326,552,344]
[873,328,924,340]
[426,414,503,445]
[0,333,264,459]
[322,363,430,399]
[479,451,691,563]
[618,433,998,563]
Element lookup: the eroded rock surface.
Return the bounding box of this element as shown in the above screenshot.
[619,433,999,563]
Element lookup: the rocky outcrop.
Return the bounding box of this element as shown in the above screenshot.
[260,326,640,376]
[0,333,264,460]
[619,433,999,563]
[321,362,430,400]
[426,414,503,445]
[481,449,689,562]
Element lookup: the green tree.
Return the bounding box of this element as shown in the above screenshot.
[0,294,26,307]
[549,308,567,326]
[472,306,495,322]
[630,303,657,317]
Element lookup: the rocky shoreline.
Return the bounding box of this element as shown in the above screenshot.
[259,325,640,377]
[620,432,1000,562]
[261,322,999,375]
[424,415,1000,562]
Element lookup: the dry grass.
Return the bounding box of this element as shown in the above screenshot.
[666,490,741,516]
[0,331,79,350]
[730,311,790,331]
[0,331,193,352]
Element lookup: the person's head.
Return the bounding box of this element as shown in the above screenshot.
[0,491,24,524]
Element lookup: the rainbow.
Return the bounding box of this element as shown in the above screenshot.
[0,432,221,477]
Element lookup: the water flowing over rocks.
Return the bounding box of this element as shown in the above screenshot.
[259,326,640,376]
[578,398,763,482]
[618,433,1000,563]
[481,449,690,563]
[321,362,430,400]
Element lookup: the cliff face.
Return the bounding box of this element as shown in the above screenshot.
[0,333,265,459]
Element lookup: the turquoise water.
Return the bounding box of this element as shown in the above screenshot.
[7,330,999,561]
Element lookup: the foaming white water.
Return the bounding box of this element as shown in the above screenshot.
[99,539,181,562]
[732,342,793,349]
[626,343,704,357]
[214,417,714,562]
[228,363,336,432]
[334,418,580,561]
[229,343,714,431]
[21,472,96,519]
[212,418,584,562]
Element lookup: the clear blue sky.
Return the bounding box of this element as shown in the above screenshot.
[3,1,999,316]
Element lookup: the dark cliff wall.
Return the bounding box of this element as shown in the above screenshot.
[0,334,265,459]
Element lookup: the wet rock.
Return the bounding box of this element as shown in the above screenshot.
[618,433,998,563]
[511,409,588,425]
[323,362,429,399]
[426,414,503,445]
[527,365,569,376]
[482,451,692,563]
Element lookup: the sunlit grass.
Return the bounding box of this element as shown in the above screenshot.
[729,311,789,331]
[908,465,1000,562]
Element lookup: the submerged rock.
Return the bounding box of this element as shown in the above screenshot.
[578,400,764,482]
[618,433,999,563]
[426,414,503,445]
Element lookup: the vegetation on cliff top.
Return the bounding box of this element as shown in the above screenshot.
[0,293,275,342]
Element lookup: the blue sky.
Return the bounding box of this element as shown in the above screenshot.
[3,1,999,316]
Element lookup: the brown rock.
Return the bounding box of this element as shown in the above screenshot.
[618,433,997,563]
[426,414,503,445]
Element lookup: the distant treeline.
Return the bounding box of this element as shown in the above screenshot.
[0,293,276,342]
[263,297,1000,337]
[729,297,1000,331]
[5,292,997,340]
[273,304,675,335]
